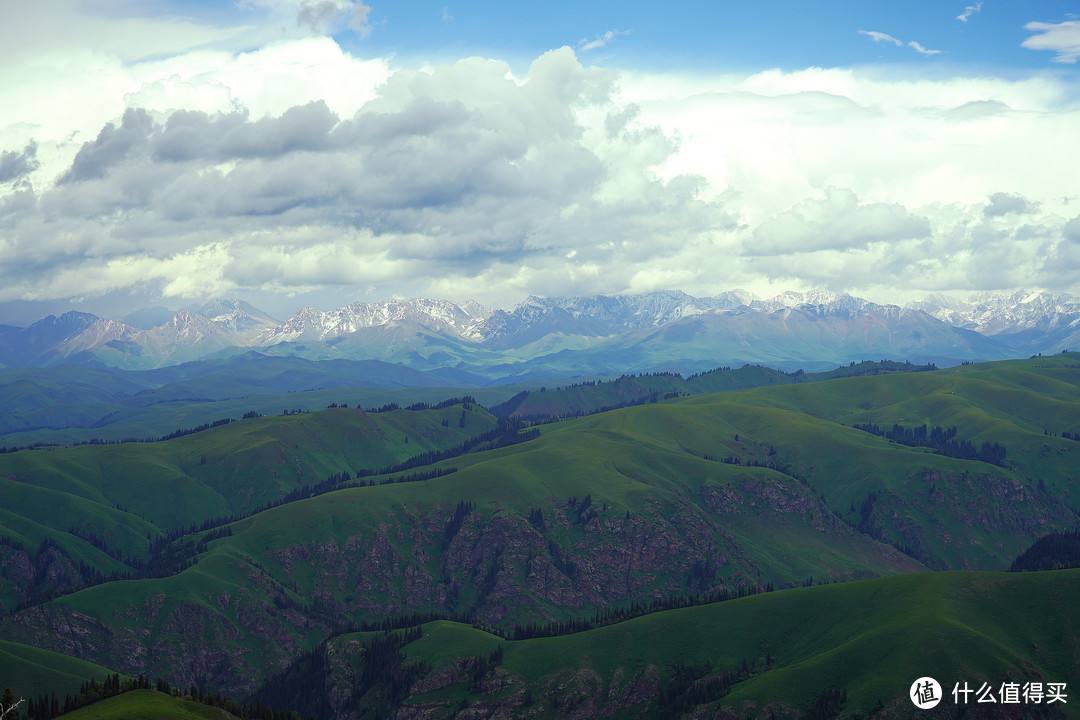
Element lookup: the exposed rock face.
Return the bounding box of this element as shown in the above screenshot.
[0,541,102,613]
[1,474,917,696]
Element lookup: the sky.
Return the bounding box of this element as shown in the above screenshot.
[1,0,1079,324]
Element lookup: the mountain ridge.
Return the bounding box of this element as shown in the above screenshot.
[1,289,1074,374]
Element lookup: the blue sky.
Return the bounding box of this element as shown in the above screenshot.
[316,1,1079,72]
[0,0,1078,323]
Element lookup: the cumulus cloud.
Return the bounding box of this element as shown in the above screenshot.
[0,142,40,184]
[747,188,930,256]
[3,13,1080,314]
[1023,20,1080,63]
[1065,215,1080,243]
[0,48,732,306]
[983,192,1036,217]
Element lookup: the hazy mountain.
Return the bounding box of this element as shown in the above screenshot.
[257,299,489,346]
[195,299,281,341]
[475,290,758,349]
[909,290,1080,354]
[0,311,101,366]
[0,290,1068,374]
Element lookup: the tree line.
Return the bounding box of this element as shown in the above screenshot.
[22,672,311,720]
[853,422,1007,466]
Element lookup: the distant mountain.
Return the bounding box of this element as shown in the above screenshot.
[0,311,121,367]
[0,290,1072,374]
[257,298,489,346]
[474,290,756,349]
[908,290,1080,353]
[194,299,281,340]
[491,301,1013,377]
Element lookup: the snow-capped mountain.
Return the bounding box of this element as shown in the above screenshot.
[906,290,1080,353]
[474,290,759,348]
[141,311,246,355]
[750,290,884,316]
[256,299,491,346]
[195,299,280,341]
[908,290,1080,334]
[0,289,1071,374]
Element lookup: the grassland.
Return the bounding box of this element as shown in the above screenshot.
[0,639,118,702]
[0,355,1077,716]
[393,569,1080,718]
[55,690,239,720]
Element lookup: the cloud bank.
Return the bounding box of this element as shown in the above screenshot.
[0,4,1078,318]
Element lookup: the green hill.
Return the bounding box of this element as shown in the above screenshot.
[378,569,1078,718]
[0,639,118,702]
[56,690,241,720]
[0,355,1077,711]
[0,401,498,612]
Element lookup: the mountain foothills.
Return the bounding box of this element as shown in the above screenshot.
[2,290,1079,378]
[0,353,1077,718]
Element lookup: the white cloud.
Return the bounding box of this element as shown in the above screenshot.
[747,187,930,256]
[983,192,1036,217]
[1023,20,1080,64]
[957,3,982,23]
[860,31,941,56]
[0,48,736,307]
[2,5,1079,314]
[860,30,903,47]
[579,30,630,52]
[908,41,943,56]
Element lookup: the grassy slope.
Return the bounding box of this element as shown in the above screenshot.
[57,690,239,720]
[0,383,534,447]
[0,639,118,701]
[494,360,932,419]
[400,569,1080,718]
[2,404,924,692]
[0,403,498,614]
[2,355,1077,702]
[690,353,1080,510]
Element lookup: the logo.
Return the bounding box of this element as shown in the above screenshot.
[911,677,943,709]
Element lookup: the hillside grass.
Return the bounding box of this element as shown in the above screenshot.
[400,569,1080,718]
[56,690,239,720]
[0,640,118,702]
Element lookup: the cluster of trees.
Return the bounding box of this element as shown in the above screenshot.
[567,494,598,525]
[23,672,311,720]
[23,673,145,719]
[655,660,753,720]
[0,441,59,454]
[853,422,1007,466]
[2,415,239,452]
[510,582,775,640]
[75,417,235,447]
[443,500,476,544]
[1009,529,1080,572]
[361,419,538,477]
[249,629,427,720]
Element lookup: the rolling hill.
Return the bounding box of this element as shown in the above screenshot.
[0,354,1076,717]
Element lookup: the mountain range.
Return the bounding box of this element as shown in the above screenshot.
[2,290,1078,379]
